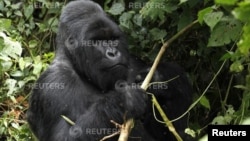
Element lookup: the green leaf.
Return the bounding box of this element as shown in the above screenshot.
[226,105,235,115]
[204,11,223,30]
[3,119,8,127]
[33,62,43,76]
[199,135,208,141]
[234,85,247,90]
[23,57,33,67]
[149,28,167,41]
[133,14,142,26]
[29,40,38,48]
[104,0,112,10]
[108,3,125,15]
[14,10,22,17]
[11,123,20,129]
[11,2,22,9]
[197,7,213,24]
[185,128,196,138]
[215,0,238,5]
[230,61,244,72]
[36,23,47,32]
[241,117,250,125]
[179,0,188,4]
[0,18,12,31]
[0,54,11,61]
[0,32,22,59]
[18,80,26,88]
[207,16,242,47]
[43,52,55,62]
[237,25,250,55]
[233,1,250,22]
[1,61,12,71]
[48,18,59,32]
[219,50,234,60]
[24,4,34,19]
[140,0,177,21]
[199,96,210,109]
[18,57,25,71]
[5,79,17,96]
[4,0,11,6]
[162,2,178,13]
[0,1,4,10]
[10,70,24,77]
[6,11,12,17]
[212,116,226,125]
[119,12,133,29]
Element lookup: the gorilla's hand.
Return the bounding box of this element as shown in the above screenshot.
[115,80,147,118]
[135,68,162,84]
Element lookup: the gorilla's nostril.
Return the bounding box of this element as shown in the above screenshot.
[106,49,120,59]
[107,51,115,57]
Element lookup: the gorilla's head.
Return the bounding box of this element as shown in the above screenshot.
[56,0,129,90]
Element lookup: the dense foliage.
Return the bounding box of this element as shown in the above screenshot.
[0,0,249,140]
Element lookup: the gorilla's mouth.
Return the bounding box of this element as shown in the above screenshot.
[105,64,128,70]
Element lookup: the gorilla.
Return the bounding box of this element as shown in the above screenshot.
[27,0,193,141]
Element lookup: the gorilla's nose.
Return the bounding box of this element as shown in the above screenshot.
[106,48,121,60]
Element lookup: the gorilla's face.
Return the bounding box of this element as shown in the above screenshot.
[57,0,129,90]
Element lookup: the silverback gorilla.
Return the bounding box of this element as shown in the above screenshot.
[27,0,193,141]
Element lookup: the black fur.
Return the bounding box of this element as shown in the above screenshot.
[27,0,193,141]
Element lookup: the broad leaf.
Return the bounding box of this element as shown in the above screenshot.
[108,3,125,15]
[207,16,242,47]
[197,7,213,24]
[204,11,223,30]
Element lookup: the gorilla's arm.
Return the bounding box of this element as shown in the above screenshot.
[28,63,147,141]
[136,62,193,140]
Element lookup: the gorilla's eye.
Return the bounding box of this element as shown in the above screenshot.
[91,36,101,41]
[91,35,118,41]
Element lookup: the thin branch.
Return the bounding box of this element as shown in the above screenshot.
[171,57,228,123]
[151,93,182,141]
[118,20,199,141]
[118,119,134,141]
[61,115,75,125]
[141,20,198,89]
[100,131,120,141]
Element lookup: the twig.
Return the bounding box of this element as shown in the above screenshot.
[117,119,134,141]
[61,115,75,125]
[118,20,199,141]
[100,119,134,141]
[151,93,182,140]
[100,132,121,141]
[141,20,199,90]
